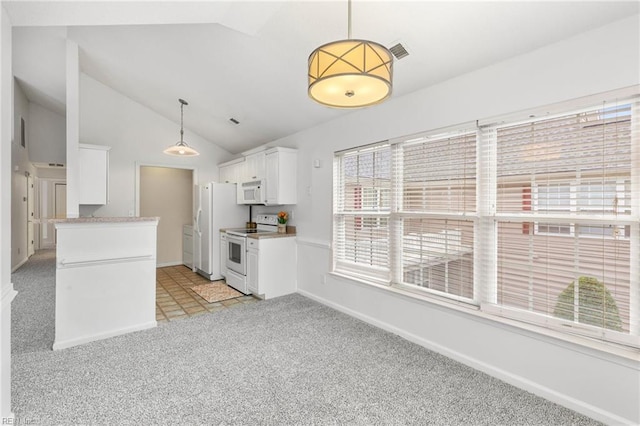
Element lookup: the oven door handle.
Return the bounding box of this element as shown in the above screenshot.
[227,234,246,245]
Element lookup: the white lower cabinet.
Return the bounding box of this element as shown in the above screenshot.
[247,244,259,295]
[183,225,193,268]
[246,237,296,299]
[53,218,158,350]
[220,232,228,278]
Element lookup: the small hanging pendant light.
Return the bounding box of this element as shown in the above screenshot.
[164,98,200,157]
[308,0,393,108]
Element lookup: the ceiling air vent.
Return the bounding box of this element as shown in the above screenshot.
[389,43,409,60]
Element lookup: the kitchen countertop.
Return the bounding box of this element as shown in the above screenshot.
[49,217,159,224]
[220,225,296,239]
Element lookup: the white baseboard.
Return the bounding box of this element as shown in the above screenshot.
[11,257,29,273]
[297,289,633,426]
[0,285,17,311]
[156,261,184,268]
[52,321,157,351]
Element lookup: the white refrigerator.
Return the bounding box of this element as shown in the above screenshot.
[194,182,247,280]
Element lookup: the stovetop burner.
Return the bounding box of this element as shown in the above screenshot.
[226,214,279,237]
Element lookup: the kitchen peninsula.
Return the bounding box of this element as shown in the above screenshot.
[53,217,159,350]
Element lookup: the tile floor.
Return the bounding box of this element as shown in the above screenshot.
[156,265,258,323]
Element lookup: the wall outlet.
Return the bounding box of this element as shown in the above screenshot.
[321,274,326,285]
[128,210,134,217]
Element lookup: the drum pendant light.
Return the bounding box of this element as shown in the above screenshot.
[164,98,200,157]
[308,0,393,108]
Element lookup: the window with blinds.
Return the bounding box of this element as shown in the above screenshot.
[333,143,391,283]
[394,132,477,301]
[332,93,639,349]
[493,102,637,344]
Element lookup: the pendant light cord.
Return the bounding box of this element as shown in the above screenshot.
[180,102,184,143]
[347,0,352,39]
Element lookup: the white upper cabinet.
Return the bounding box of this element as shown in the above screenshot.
[219,151,265,184]
[218,158,245,184]
[265,147,297,205]
[243,151,266,181]
[218,147,297,205]
[78,144,110,205]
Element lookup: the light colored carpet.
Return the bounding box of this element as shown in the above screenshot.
[191,281,243,303]
[11,251,601,425]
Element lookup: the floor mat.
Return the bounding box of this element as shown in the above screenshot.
[191,282,243,303]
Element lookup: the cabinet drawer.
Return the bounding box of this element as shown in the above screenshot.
[247,239,259,249]
[183,252,193,268]
[183,235,193,253]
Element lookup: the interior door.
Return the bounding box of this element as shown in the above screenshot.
[27,175,35,256]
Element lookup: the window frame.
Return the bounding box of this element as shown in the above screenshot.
[333,142,392,284]
[533,179,629,238]
[331,93,639,351]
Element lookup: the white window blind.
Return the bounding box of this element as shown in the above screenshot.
[400,133,477,214]
[492,100,638,345]
[333,143,391,283]
[393,132,477,301]
[332,93,639,349]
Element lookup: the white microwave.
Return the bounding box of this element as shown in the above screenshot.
[237,179,266,204]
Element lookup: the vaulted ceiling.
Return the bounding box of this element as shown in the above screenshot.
[6,1,639,154]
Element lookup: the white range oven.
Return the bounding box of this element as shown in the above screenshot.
[224,214,278,294]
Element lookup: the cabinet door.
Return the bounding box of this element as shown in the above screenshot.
[183,239,193,268]
[245,152,266,180]
[183,227,193,268]
[247,248,259,295]
[219,165,233,183]
[79,145,109,205]
[265,151,279,205]
[220,234,228,277]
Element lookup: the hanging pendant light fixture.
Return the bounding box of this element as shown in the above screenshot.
[164,98,199,157]
[308,0,393,109]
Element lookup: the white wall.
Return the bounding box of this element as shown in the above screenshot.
[11,79,35,270]
[11,82,65,267]
[28,101,65,165]
[272,15,640,424]
[78,73,233,218]
[0,6,17,420]
[65,40,79,218]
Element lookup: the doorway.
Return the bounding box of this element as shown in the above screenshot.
[54,183,67,219]
[139,166,194,267]
[36,179,66,250]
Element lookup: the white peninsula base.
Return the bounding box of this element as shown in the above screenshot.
[53,217,159,350]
